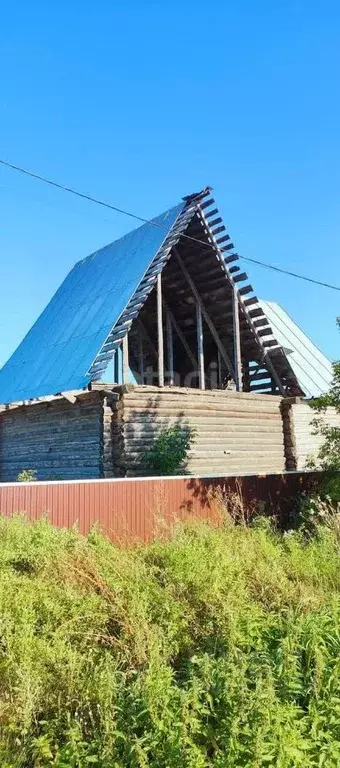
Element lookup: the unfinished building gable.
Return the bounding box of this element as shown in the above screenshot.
[0,188,302,407]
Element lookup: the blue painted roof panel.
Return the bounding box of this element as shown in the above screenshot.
[0,203,185,403]
[259,300,333,398]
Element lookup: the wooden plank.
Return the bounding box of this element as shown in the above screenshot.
[217,348,222,389]
[253,318,270,328]
[196,302,205,390]
[137,319,158,358]
[166,311,174,386]
[263,339,279,348]
[200,197,215,210]
[205,207,218,218]
[138,334,144,384]
[232,286,242,391]
[61,391,77,404]
[239,284,253,296]
[195,205,285,396]
[122,334,129,385]
[163,301,198,371]
[233,272,248,283]
[114,348,120,384]
[249,383,274,392]
[157,273,164,387]
[212,225,225,236]
[173,248,235,381]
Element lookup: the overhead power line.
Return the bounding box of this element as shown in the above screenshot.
[239,256,340,292]
[1,157,340,293]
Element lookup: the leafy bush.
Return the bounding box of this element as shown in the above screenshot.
[17,469,37,482]
[1,515,340,765]
[143,423,196,475]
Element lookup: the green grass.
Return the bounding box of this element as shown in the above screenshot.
[1,514,340,766]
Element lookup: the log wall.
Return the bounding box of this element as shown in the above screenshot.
[112,386,286,476]
[290,401,340,470]
[0,393,104,482]
[1,386,335,480]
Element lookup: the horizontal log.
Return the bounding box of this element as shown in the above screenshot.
[119,422,284,435]
[116,448,284,461]
[121,398,281,413]
[121,391,282,406]
[120,409,282,423]
[123,433,284,444]
[122,385,282,401]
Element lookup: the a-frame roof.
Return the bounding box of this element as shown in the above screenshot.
[0,203,187,402]
[0,188,302,404]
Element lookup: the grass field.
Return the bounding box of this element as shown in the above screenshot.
[1,511,340,767]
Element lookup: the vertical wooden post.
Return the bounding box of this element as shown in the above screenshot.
[166,311,174,386]
[138,334,144,384]
[157,273,164,387]
[243,360,251,392]
[113,348,120,384]
[233,287,242,391]
[196,302,205,390]
[122,334,129,385]
[217,348,222,389]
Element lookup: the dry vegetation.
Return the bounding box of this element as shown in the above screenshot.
[1,511,340,766]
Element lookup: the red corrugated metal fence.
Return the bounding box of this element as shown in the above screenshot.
[0,472,322,543]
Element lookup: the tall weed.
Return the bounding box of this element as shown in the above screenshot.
[1,515,340,765]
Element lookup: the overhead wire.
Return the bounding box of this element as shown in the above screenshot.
[1,157,340,292]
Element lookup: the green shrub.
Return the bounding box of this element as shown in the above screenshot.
[143,423,196,475]
[17,469,37,482]
[2,515,340,765]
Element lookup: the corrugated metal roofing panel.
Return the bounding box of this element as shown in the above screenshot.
[0,203,185,404]
[259,300,333,398]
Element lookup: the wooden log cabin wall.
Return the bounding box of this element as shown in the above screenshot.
[0,386,336,481]
[0,391,108,482]
[109,385,287,477]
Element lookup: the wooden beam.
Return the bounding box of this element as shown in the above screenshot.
[138,334,144,384]
[173,248,235,381]
[163,301,198,371]
[195,206,285,395]
[122,334,129,385]
[232,285,242,391]
[217,348,222,389]
[113,348,120,384]
[61,391,77,404]
[196,302,205,390]
[157,272,164,387]
[166,310,174,386]
[137,319,157,358]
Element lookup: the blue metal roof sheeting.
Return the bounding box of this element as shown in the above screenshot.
[259,300,333,398]
[0,203,185,404]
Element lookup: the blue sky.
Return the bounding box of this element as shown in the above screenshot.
[0,0,339,367]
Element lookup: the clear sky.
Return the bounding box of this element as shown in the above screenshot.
[0,0,339,367]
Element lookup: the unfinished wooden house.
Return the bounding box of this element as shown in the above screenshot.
[0,188,334,480]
